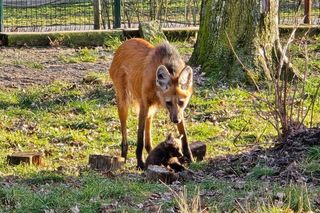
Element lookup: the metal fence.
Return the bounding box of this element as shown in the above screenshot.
[1,0,93,32]
[0,0,201,32]
[279,0,320,25]
[0,0,319,32]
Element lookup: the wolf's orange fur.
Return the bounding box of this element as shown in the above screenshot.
[109,38,194,169]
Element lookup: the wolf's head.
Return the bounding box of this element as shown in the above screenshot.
[155,42,193,124]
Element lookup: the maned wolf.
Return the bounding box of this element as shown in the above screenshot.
[109,38,193,169]
[145,133,186,172]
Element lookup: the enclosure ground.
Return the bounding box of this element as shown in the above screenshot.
[0,47,112,88]
[0,40,319,212]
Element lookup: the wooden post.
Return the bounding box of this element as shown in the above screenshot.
[93,0,102,30]
[113,0,121,28]
[0,0,3,32]
[149,0,155,20]
[304,0,312,24]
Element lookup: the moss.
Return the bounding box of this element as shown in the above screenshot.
[3,30,123,47]
[1,28,198,47]
[190,0,279,85]
[163,27,198,41]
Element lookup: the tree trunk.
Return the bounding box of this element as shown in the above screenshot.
[190,0,279,84]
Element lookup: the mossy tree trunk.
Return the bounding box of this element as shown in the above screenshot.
[190,0,279,84]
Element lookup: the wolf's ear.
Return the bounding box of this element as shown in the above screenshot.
[156,65,172,92]
[178,66,193,90]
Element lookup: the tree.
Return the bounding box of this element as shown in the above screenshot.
[190,0,281,84]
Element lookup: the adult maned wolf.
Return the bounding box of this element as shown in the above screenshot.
[109,38,194,169]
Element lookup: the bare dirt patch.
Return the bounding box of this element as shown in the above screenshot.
[205,128,320,185]
[0,47,113,88]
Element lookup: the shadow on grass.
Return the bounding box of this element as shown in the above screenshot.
[0,83,116,112]
[205,128,320,183]
[0,169,163,212]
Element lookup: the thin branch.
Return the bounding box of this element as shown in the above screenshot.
[225,32,260,91]
[249,92,282,123]
[253,103,280,137]
[298,41,309,122]
[233,119,250,147]
[289,80,298,124]
[300,83,320,127]
[254,125,268,144]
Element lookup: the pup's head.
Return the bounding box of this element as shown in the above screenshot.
[156,65,193,124]
[164,133,183,158]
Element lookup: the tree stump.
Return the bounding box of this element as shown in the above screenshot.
[145,165,179,184]
[88,155,125,171]
[7,152,43,166]
[190,141,206,161]
[138,21,167,43]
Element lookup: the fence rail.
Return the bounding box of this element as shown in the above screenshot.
[0,0,319,32]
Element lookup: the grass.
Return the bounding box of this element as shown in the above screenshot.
[59,48,98,63]
[247,166,277,180]
[0,39,319,212]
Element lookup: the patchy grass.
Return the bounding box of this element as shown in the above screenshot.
[247,166,277,180]
[0,39,319,212]
[104,35,123,51]
[59,47,98,63]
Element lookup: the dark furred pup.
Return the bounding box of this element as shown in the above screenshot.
[145,133,186,172]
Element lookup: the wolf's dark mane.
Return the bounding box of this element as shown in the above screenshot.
[153,41,182,75]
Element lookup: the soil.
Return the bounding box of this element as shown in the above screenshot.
[205,127,320,185]
[0,46,113,88]
[0,46,194,89]
[1,45,319,211]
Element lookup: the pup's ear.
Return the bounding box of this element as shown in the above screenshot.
[156,65,172,92]
[178,66,193,90]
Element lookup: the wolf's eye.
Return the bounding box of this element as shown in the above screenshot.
[178,100,184,107]
[166,101,173,107]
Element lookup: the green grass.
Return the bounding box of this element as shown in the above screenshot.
[0,75,317,211]
[59,48,98,63]
[247,166,277,180]
[0,39,319,212]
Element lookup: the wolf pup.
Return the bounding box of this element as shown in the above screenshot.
[109,38,194,169]
[145,133,186,172]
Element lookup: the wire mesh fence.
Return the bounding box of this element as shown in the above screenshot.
[0,0,320,32]
[1,0,201,32]
[2,0,94,32]
[119,0,201,28]
[279,0,320,25]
